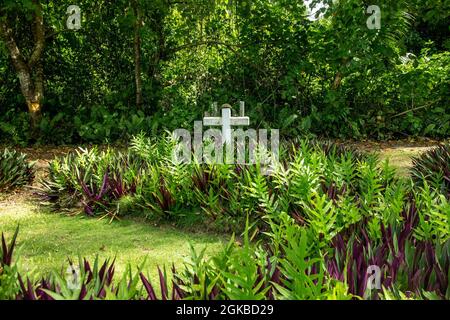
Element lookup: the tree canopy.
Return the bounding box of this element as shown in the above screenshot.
[0,0,449,144]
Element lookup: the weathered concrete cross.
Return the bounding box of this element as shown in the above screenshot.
[203,102,250,144]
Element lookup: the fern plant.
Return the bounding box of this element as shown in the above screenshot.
[356,155,384,212]
[414,182,450,244]
[300,193,341,250]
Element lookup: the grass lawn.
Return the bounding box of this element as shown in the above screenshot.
[379,146,433,177]
[0,197,225,284]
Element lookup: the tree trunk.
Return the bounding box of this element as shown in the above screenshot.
[0,0,45,135]
[133,1,144,109]
[147,11,165,113]
[332,71,342,90]
[27,59,44,132]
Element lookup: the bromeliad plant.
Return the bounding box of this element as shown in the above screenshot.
[0,149,34,192]
[78,168,139,219]
[37,147,144,218]
[3,226,189,300]
[411,144,450,198]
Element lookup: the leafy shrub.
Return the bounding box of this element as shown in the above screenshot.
[74,107,155,144]
[36,137,398,232]
[0,149,34,192]
[340,52,450,139]
[0,111,31,146]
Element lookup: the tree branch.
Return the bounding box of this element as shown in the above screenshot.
[170,40,243,54]
[391,100,440,118]
[28,0,45,68]
[0,19,29,74]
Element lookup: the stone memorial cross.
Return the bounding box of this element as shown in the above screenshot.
[203,102,250,145]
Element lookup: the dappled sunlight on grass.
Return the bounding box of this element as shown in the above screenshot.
[0,201,225,284]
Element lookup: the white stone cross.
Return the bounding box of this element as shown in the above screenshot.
[203,101,250,144]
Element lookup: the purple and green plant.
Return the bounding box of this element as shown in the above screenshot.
[411,144,450,198]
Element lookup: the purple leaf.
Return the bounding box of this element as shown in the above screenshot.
[140,273,158,300]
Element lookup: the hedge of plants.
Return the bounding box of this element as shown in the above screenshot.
[36,136,450,232]
[34,136,387,229]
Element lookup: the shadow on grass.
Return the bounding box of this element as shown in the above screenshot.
[0,203,226,283]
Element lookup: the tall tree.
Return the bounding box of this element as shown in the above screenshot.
[0,0,45,133]
[132,0,144,109]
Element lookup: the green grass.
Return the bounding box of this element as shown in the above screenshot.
[379,146,432,177]
[0,199,225,285]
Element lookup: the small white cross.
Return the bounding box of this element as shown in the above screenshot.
[203,102,250,144]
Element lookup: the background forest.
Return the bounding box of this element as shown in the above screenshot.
[0,0,449,145]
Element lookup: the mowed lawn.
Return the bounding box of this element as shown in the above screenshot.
[0,197,225,284]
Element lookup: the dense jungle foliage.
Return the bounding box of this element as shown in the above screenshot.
[0,0,449,145]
